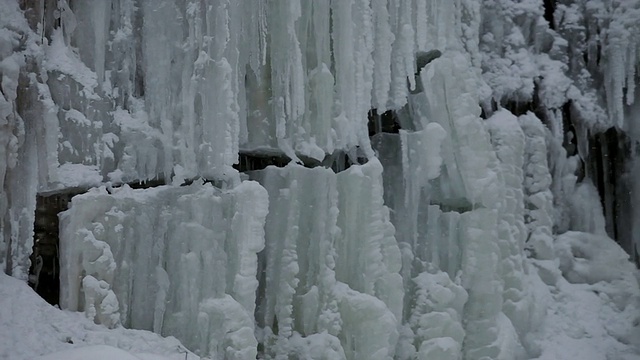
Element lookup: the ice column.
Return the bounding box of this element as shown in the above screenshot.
[485,110,532,346]
[0,1,53,278]
[59,181,268,359]
[251,164,343,358]
[416,51,521,359]
[418,53,502,209]
[519,113,555,261]
[251,161,402,360]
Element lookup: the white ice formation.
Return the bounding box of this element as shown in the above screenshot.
[1,0,639,359]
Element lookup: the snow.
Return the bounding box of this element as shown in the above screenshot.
[0,272,197,360]
[54,163,103,189]
[44,30,99,100]
[36,345,175,360]
[528,232,640,360]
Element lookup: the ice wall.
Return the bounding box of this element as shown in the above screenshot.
[59,181,268,359]
[2,0,640,359]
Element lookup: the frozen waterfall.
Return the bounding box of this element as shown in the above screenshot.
[1,0,639,359]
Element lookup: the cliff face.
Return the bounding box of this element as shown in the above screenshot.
[1,0,639,359]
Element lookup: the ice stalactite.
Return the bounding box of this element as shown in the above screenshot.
[372,0,394,112]
[16,0,461,187]
[420,53,502,210]
[575,0,640,258]
[626,88,640,264]
[335,159,403,320]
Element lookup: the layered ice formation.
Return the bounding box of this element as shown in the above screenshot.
[1,0,639,359]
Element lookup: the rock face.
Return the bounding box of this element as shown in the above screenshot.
[1,0,640,359]
[29,192,78,305]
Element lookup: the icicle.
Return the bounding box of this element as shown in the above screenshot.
[332,0,357,127]
[312,0,332,69]
[415,0,427,51]
[270,0,306,160]
[372,0,394,111]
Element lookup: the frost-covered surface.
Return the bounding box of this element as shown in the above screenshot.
[1,0,640,359]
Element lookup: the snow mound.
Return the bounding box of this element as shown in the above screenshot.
[0,273,197,360]
[555,231,636,284]
[35,345,174,360]
[527,231,640,360]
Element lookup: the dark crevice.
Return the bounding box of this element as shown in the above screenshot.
[368,109,401,136]
[543,0,556,30]
[125,177,167,190]
[562,101,578,157]
[29,192,80,305]
[479,98,499,120]
[133,2,145,98]
[234,150,367,173]
[501,80,547,123]
[254,248,268,330]
[233,152,292,172]
[582,40,602,69]
[588,128,631,250]
[432,199,477,214]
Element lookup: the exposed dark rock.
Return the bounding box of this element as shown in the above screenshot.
[234,150,367,173]
[409,49,442,94]
[543,0,556,30]
[29,192,78,305]
[588,128,632,252]
[368,109,401,136]
[415,50,442,73]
